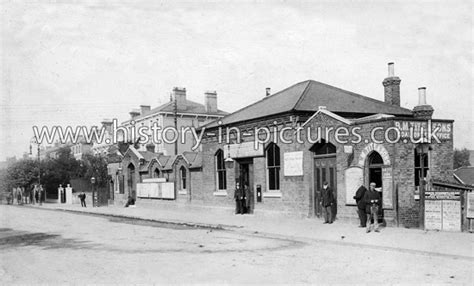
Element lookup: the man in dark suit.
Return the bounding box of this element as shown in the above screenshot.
[320,182,334,224]
[364,182,381,233]
[234,182,244,215]
[353,185,367,227]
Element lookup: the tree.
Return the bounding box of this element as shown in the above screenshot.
[1,159,39,192]
[81,153,109,188]
[453,148,471,169]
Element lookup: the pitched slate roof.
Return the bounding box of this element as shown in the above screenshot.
[205,80,413,128]
[126,99,228,123]
[454,167,474,186]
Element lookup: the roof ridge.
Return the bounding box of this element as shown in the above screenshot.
[303,80,412,113]
[202,80,311,128]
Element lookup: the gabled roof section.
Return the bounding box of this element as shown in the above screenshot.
[302,107,353,128]
[123,146,143,160]
[182,151,202,169]
[205,80,413,128]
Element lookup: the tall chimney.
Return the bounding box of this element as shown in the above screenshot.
[413,87,434,119]
[172,87,187,110]
[382,62,401,106]
[145,143,155,153]
[140,105,151,115]
[129,109,141,119]
[266,87,271,97]
[204,90,218,113]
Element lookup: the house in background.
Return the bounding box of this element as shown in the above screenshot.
[120,87,228,155]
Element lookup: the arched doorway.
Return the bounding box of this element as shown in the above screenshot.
[127,163,136,199]
[367,151,384,221]
[153,168,160,178]
[311,139,337,218]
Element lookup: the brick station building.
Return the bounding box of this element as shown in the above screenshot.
[116,63,456,229]
[190,63,454,228]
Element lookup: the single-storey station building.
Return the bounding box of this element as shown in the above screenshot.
[110,63,471,230]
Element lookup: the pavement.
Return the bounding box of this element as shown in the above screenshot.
[3,205,472,284]
[18,201,474,261]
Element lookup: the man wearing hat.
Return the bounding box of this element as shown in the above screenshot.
[364,182,381,233]
[320,181,335,224]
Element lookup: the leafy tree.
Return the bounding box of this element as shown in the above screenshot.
[453,148,471,169]
[81,153,109,188]
[1,159,39,192]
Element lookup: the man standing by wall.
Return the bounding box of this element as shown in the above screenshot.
[234,182,244,215]
[353,185,367,227]
[321,182,334,224]
[364,182,381,233]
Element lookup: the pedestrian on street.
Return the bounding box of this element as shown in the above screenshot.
[34,186,39,204]
[353,185,367,227]
[79,192,87,207]
[320,182,334,224]
[17,188,22,205]
[364,182,381,233]
[30,186,35,205]
[39,186,44,205]
[234,182,244,215]
[124,195,135,208]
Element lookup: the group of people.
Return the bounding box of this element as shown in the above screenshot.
[7,185,45,205]
[234,182,251,214]
[353,182,382,233]
[318,181,382,233]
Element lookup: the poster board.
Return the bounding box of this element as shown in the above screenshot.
[284,151,303,176]
[382,168,393,209]
[425,200,442,230]
[467,192,474,219]
[344,166,363,205]
[137,182,175,199]
[442,200,461,231]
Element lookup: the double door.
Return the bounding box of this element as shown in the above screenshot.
[314,156,337,218]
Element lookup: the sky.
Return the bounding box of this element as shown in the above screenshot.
[0,0,473,161]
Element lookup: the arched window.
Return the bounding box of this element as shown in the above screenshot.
[266,143,281,191]
[215,149,227,190]
[153,168,160,178]
[310,139,336,156]
[180,166,187,190]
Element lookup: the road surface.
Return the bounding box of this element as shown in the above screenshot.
[0,206,472,284]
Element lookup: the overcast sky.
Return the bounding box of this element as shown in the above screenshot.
[1,0,472,161]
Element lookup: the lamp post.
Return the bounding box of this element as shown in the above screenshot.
[90,177,96,207]
[30,136,41,189]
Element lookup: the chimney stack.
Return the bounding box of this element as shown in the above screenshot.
[129,109,141,119]
[266,87,271,97]
[145,144,155,153]
[382,62,401,106]
[140,105,151,115]
[172,87,187,110]
[413,87,434,119]
[204,90,218,113]
[101,118,113,134]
